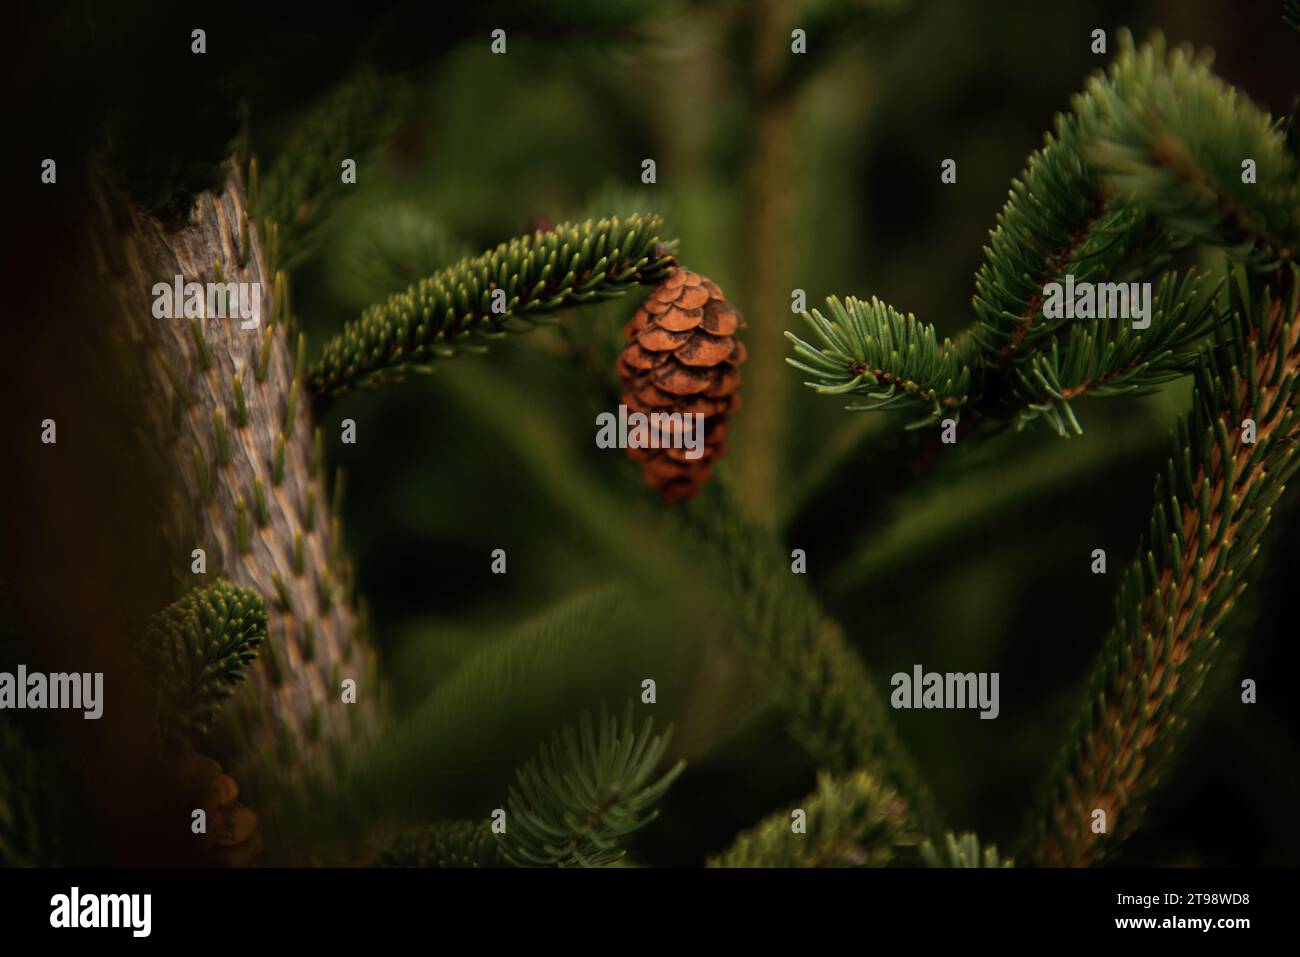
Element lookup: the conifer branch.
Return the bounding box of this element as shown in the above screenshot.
[966,39,1180,378]
[969,29,1298,378]
[788,33,1295,437]
[253,73,407,272]
[786,296,970,426]
[683,488,943,835]
[788,38,1190,426]
[306,216,677,397]
[1083,33,1300,264]
[380,820,505,868]
[708,769,916,867]
[920,831,1014,868]
[141,580,268,747]
[497,702,684,868]
[1012,271,1218,436]
[968,153,1163,379]
[1028,267,1300,866]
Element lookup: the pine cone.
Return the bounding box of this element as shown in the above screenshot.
[617,269,746,503]
[175,752,263,867]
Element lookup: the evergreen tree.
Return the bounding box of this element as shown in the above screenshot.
[7,2,1299,870]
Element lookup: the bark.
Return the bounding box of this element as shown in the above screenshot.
[93,162,377,787]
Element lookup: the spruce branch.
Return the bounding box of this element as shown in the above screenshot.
[967,64,1174,379]
[788,34,1294,436]
[307,216,677,397]
[792,38,1203,424]
[1082,32,1300,264]
[253,72,407,272]
[1012,270,1218,436]
[786,295,971,426]
[683,487,943,835]
[380,820,504,868]
[920,831,1014,868]
[708,769,917,868]
[1028,267,1300,866]
[142,580,268,747]
[966,30,1300,407]
[496,702,684,868]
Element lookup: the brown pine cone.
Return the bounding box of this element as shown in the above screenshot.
[175,752,264,867]
[617,269,746,503]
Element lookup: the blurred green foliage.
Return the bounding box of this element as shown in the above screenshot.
[268,0,1300,865]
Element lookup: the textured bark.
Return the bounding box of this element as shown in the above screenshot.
[94,163,377,784]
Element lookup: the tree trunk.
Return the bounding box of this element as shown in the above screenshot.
[94,162,377,790]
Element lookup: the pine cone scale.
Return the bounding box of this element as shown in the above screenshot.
[174,751,264,867]
[617,268,745,503]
